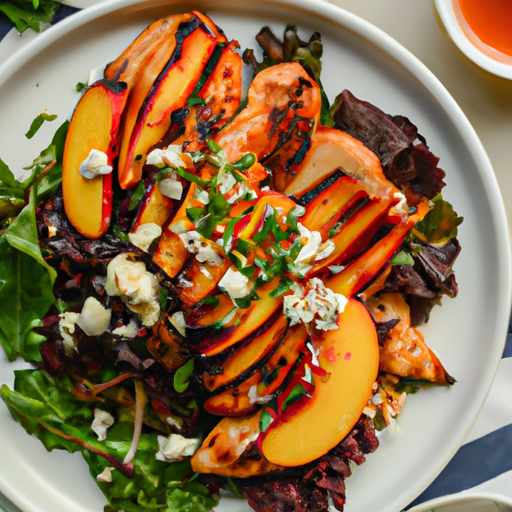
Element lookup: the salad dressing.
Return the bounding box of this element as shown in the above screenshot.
[456,0,512,61]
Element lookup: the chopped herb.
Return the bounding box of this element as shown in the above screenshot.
[25,111,57,140]
[173,359,194,393]
[75,81,88,93]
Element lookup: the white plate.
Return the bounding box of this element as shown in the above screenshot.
[0,1,510,511]
[434,0,512,80]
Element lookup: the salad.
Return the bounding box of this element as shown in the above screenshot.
[0,9,463,512]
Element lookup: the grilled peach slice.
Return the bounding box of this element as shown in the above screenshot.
[283,126,400,200]
[104,13,193,86]
[174,43,243,151]
[62,79,127,239]
[191,411,281,477]
[152,230,189,279]
[366,292,454,385]
[203,324,308,417]
[113,15,195,191]
[204,372,262,417]
[204,315,289,392]
[300,176,366,238]
[131,181,176,231]
[216,62,321,163]
[177,255,231,310]
[260,298,379,466]
[180,293,241,339]
[326,201,429,297]
[118,19,217,189]
[310,197,392,275]
[199,279,283,357]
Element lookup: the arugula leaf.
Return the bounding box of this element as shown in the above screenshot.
[0,157,26,218]
[0,119,68,220]
[2,370,217,512]
[5,186,56,283]
[0,0,60,33]
[84,429,217,512]
[1,370,95,451]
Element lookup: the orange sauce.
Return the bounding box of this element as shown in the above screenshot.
[457,0,512,57]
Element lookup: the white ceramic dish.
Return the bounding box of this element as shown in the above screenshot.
[409,491,512,512]
[434,0,512,80]
[0,1,510,512]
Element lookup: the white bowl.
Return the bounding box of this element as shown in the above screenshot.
[409,491,512,512]
[434,0,512,79]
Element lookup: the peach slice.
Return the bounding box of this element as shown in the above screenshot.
[62,79,127,239]
[204,315,289,392]
[118,19,217,189]
[173,43,243,151]
[366,292,454,385]
[152,230,190,279]
[199,279,283,357]
[113,14,195,191]
[191,411,281,477]
[310,197,393,275]
[104,13,194,87]
[300,176,367,238]
[215,62,321,163]
[131,181,175,231]
[325,201,430,297]
[261,298,379,466]
[283,126,400,200]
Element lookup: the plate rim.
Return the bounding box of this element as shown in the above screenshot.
[0,1,510,511]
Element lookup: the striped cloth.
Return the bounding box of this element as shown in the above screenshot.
[406,319,512,510]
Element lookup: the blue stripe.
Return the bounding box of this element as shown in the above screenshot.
[0,18,10,40]
[503,312,512,358]
[405,423,512,509]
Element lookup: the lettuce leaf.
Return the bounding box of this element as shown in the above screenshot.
[0,119,68,361]
[0,0,60,33]
[1,370,218,512]
[412,194,463,244]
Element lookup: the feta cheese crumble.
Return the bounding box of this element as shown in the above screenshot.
[77,296,111,337]
[91,408,115,441]
[58,311,80,354]
[170,311,187,337]
[283,278,348,331]
[128,223,162,252]
[178,230,223,266]
[146,145,185,168]
[292,223,335,275]
[79,149,112,179]
[105,253,160,327]
[156,433,199,462]
[96,467,114,482]
[112,319,139,338]
[158,176,183,200]
[389,191,409,218]
[218,267,253,300]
